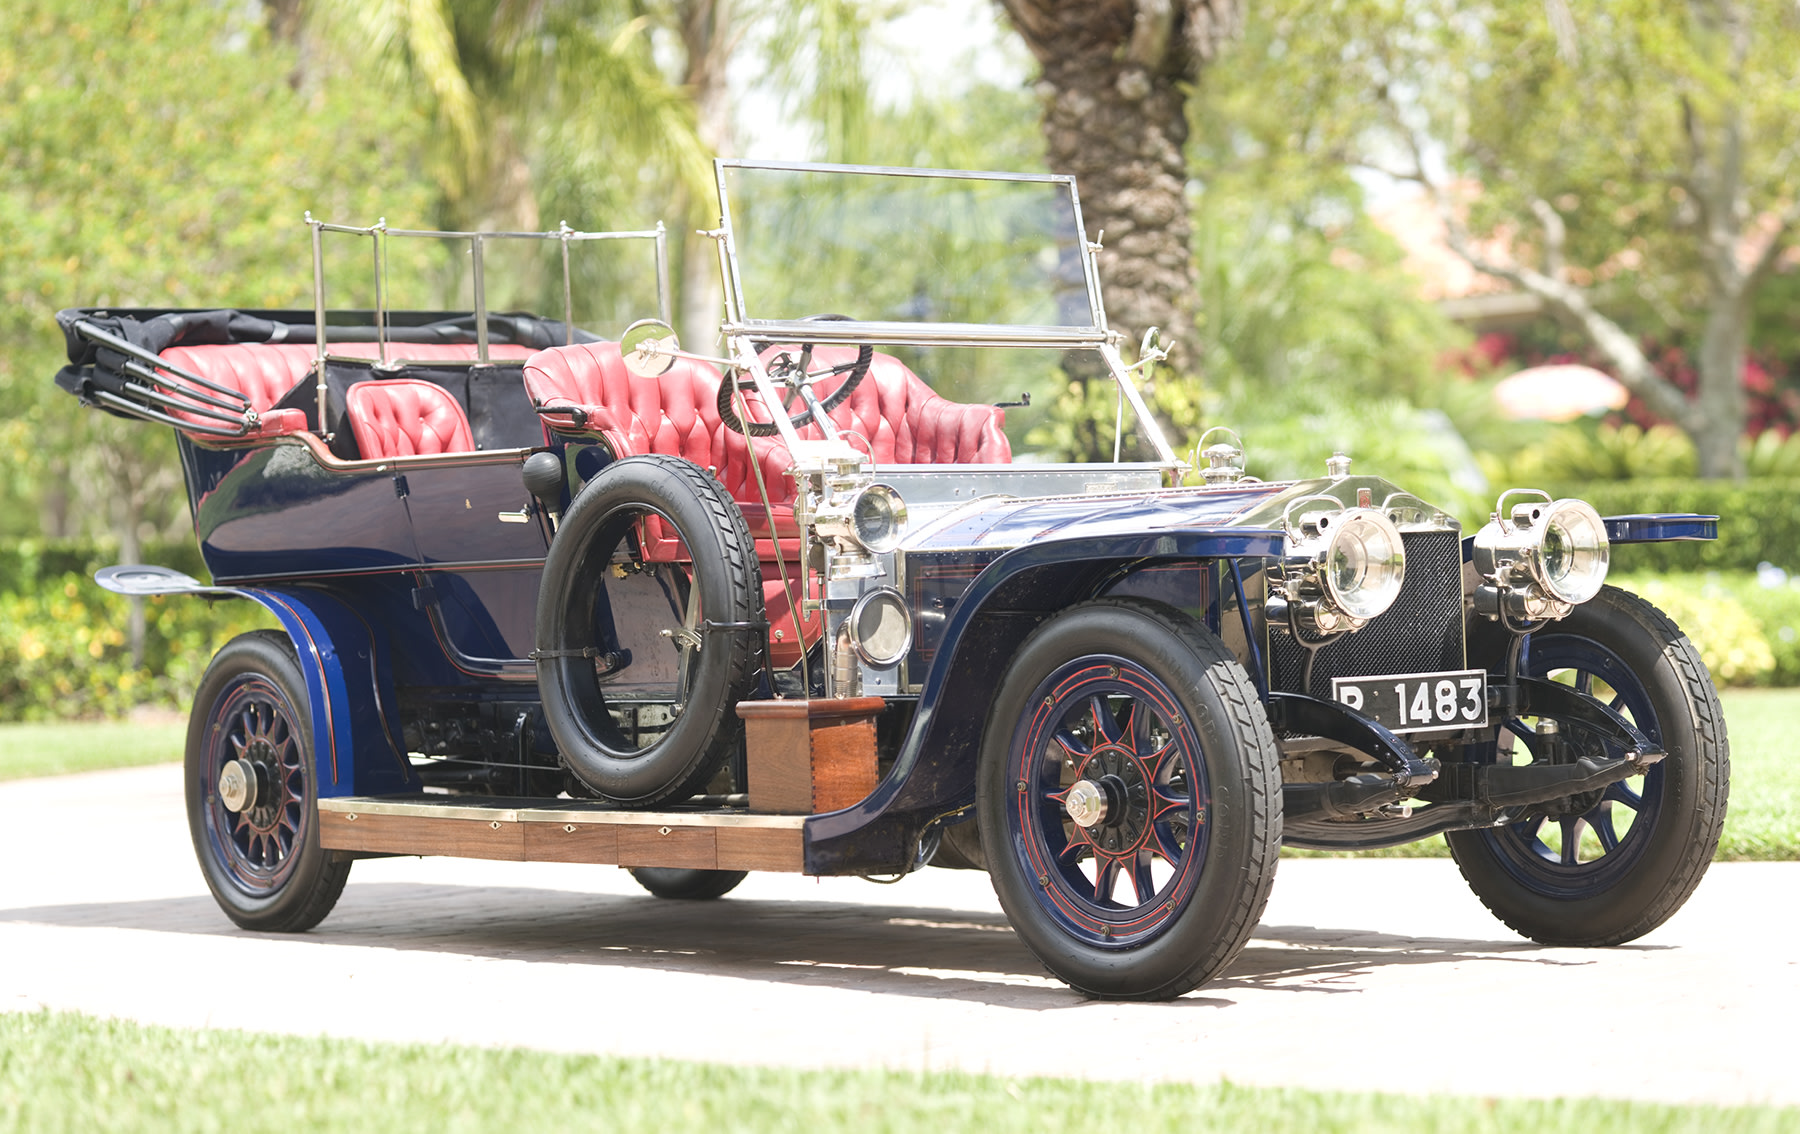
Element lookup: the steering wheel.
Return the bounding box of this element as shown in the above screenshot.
[717,314,874,437]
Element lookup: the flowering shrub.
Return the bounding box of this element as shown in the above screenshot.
[1611,572,1800,687]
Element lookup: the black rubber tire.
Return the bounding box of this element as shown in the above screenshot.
[185,631,350,932]
[536,455,764,805]
[628,867,748,900]
[977,598,1282,1000]
[1447,586,1730,945]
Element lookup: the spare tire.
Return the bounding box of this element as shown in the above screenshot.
[535,455,764,805]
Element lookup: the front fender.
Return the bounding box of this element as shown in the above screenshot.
[801,527,1282,874]
[95,566,415,796]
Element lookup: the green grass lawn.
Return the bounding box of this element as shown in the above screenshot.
[3,690,1796,858]
[1713,689,1800,859]
[1,1011,1793,1134]
[0,719,186,782]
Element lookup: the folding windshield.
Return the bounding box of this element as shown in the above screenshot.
[716,161,1107,346]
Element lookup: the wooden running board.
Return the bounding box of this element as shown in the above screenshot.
[318,796,806,872]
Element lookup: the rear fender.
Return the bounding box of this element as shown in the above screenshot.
[95,567,415,797]
[802,528,1282,874]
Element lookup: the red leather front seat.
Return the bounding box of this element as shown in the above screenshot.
[523,341,1011,669]
[522,342,1011,514]
[345,379,476,458]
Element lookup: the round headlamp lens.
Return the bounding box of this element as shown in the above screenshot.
[849,587,912,667]
[851,484,907,553]
[1533,500,1609,603]
[1324,510,1406,621]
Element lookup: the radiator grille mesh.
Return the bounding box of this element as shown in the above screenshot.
[1269,528,1465,697]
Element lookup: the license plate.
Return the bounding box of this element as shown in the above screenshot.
[1330,669,1489,734]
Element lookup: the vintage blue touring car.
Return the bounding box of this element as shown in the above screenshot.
[54,161,1728,999]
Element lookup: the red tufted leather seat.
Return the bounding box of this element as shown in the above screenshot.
[345,379,477,458]
[522,342,1011,516]
[524,341,1010,668]
[161,344,322,416]
[784,345,1012,469]
[157,342,535,441]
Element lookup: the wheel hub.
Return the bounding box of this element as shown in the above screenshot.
[1064,779,1108,828]
[1068,750,1149,854]
[220,739,276,818]
[219,758,260,813]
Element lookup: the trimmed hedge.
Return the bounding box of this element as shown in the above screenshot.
[1738,588,1800,687]
[1546,478,1800,573]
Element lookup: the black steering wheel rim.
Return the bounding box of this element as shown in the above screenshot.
[718,314,874,438]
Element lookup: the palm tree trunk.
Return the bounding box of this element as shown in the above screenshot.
[998,0,1240,460]
[1042,63,1195,364]
[676,0,734,350]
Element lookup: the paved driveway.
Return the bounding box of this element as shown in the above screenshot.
[2,764,1795,1107]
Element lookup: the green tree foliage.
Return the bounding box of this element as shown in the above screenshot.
[0,0,436,547]
[304,0,711,225]
[0,574,276,722]
[1248,0,1800,479]
[0,540,276,721]
[1171,5,1480,513]
[304,0,891,350]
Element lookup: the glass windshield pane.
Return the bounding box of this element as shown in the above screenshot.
[720,163,1100,331]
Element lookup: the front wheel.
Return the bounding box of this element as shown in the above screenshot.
[1447,586,1730,945]
[977,599,1281,1000]
[185,631,349,932]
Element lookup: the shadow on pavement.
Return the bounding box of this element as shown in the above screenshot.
[1220,924,1614,996]
[1,881,1610,1008]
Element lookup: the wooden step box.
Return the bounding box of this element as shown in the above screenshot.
[737,697,885,814]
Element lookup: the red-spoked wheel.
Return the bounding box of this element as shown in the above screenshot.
[978,599,1281,1000]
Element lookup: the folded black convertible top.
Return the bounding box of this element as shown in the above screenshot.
[56,306,600,369]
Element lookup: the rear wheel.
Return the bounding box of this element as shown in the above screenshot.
[978,599,1281,1000]
[1448,586,1729,945]
[186,631,349,932]
[628,867,747,900]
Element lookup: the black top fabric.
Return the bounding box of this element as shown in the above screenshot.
[54,306,594,436]
[56,307,599,368]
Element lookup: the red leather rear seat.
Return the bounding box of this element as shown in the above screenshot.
[159,344,319,438]
[156,343,534,440]
[345,379,477,458]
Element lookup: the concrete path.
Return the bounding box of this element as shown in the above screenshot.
[2,764,1796,1108]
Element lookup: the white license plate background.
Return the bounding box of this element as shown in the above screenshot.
[1330,668,1489,734]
